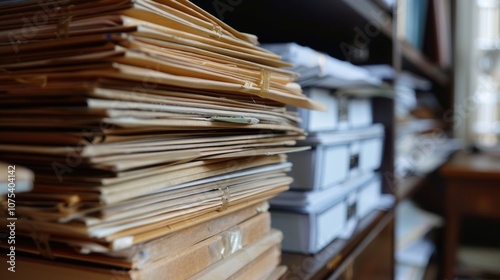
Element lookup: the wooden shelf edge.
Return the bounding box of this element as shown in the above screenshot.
[400,40,449,86]
[343,0,393,38]
[397,148,458,201]
[343,0,448,86]
[396,175,426,201]
[279,209,393,280]
[326,210,395,280]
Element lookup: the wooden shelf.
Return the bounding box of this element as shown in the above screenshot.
[191,0,394,64]
[342,0,393,38]
[396,147,458,201]
[344,0,449,86]
[193,0,449,86]
[396,175,427,201]
[400,40,449,86]
[279,210,394,280]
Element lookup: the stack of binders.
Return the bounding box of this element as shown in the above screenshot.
[263,43,389,254]
[0,1,325,279]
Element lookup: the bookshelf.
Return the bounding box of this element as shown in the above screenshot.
[343,0,450,86]
[192,0,454,279]
[195,0,450,94]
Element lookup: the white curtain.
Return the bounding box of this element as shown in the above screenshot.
[455,0,500,148]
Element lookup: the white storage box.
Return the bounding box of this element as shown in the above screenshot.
[288,124,384,191]
[262,43,382,87]
[270,173,381,254]
[291,87,373,132]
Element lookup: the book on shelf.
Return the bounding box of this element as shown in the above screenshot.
[398,0,430,51]
[425,0,452,69]
[398,0,452,67]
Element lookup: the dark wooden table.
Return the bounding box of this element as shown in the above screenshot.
[440,151,500,280]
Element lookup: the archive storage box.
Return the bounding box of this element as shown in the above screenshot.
[270,173,382,254]
[291,87,374,132]
[288,124,384,191]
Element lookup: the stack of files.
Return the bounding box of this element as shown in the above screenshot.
[270,173,382,254]
[363,65,459,178]
[262,43,382,88]
[395,200,443,280]
[363,64,430,119]
[396,201,442,252]
[392,78,458,178]
[263,43,393,133]
[0,0,325,279]
[395,239,434,280]
[395,129,461,178]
